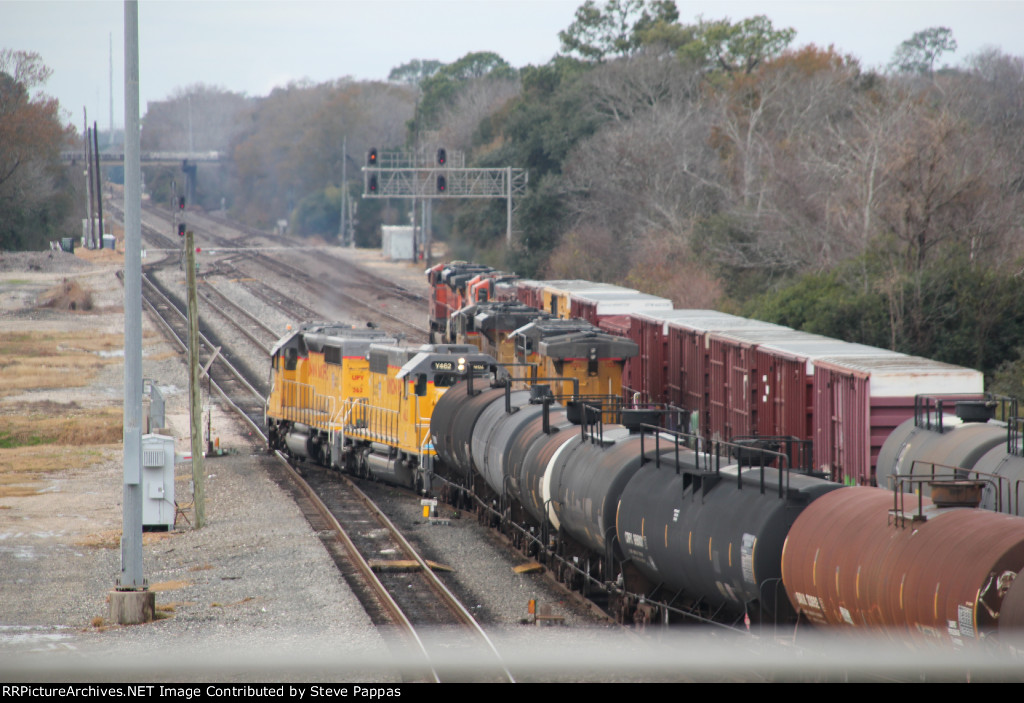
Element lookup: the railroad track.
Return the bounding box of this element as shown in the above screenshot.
[295,463,515,683]
[140,204,429,339]
[140,271,267,432]
[196,277,283,353]
[247,251,428,338]
[211,260,323,323]
[135,256,512,683]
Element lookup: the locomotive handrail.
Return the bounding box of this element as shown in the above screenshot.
[280,379,334,430]
[341,397,401,445]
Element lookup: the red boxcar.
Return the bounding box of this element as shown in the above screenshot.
[665,316,785,439]
[704,328,827,441]
[812,355,984,485]
[569,291,672,327]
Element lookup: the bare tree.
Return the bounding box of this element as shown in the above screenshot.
[435,77,520,152]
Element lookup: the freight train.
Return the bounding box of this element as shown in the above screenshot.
[265,267,1024,646]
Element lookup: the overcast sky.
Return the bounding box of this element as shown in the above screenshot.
[4,0,1024,132]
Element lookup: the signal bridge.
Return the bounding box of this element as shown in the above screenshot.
[362,148,527,244]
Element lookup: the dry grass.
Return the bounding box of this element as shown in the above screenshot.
[210,597,257,609]
[0,330,123,397]
[156,601,196,612]
[0,405,122,449]
[0,329,125,495]
[0,446,109,498]
[149,580,193,592]
[0,403,120,497]
[0,485,45,498]
[75,529,177,549]
[75,247,123,263]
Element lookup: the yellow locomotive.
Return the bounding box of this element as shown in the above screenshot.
[266,322,395,465]
[509,318,637,414]
[266,322,501,491]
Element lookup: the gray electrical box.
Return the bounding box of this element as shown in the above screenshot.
[141,433,175,530]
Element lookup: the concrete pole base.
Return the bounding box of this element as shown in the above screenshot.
[109,589,155,625]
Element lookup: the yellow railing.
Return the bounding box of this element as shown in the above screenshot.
[275,380,334,430]
[341,397,401,445]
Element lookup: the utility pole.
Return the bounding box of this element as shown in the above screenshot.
[109,0,153,626]
[185,230,206,528]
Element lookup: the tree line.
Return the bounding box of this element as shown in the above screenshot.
[3,1,1024,389]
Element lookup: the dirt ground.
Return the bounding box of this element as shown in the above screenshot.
[0,250,246,622]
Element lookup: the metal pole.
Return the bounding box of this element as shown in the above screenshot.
[339,136,347,242]
[83,111,94,249]
[506,166,512,245]
[426,198,433,265]
[186,230,206,528]
[120,0,144,591]
[93,123,104,247]
[108,32,114,146]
